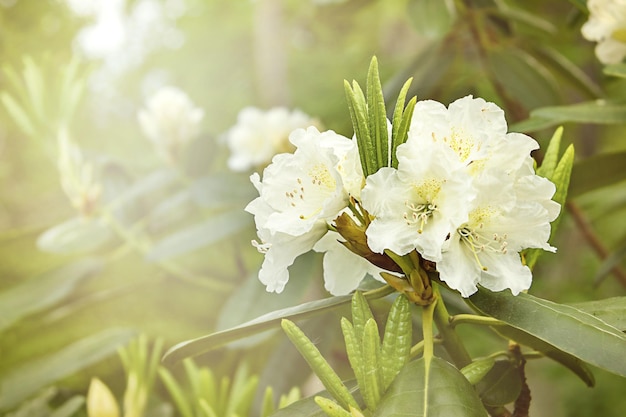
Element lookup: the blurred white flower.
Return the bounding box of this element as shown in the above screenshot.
[226,107,319,172]
[582,0,626,64]
[138,86,204,163]
[245,126,363,294]
[57,130,101,215]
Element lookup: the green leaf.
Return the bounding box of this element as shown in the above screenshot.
[0,91,37,137]
[147,211,251,261]
[535,126,563,179]
[489,324,595,387]
[460,357,495,386]
[494,0,556,33]
[366,56,389,171]
[406,0,457,40]
[351,291,375,342]
[380,295,412,390]
[570,297,626,332]
[391,79,416,169]
[469,288,626,379]
[475,360,522,407]
[50,395,86,417]
[569,150,626,197]
[281,319,360,412]
[0,258,102,332]
[360,319,383,410]
[344,80,373,176]
[372,357,487,416]
[36,216,113,255]
[341,318,365,393]
[509,116,559,133]
[0,328,136,411]
[531,100,626,125]
[533,46,602,98]
[603,63,626,78]
[159,367,195,417]
[314,397,353,417]
[162,286,394,364]
[593,239,626,285]
[22,56,45,120]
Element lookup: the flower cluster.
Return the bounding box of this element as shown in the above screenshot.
[225,107,319,172]
[582,0,626,64]
[247,96,560,297]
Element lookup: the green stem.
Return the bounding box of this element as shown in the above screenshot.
[384,250,414,276]
[422,299,437,365]
[449,314,506,328]
[363,284,396,300]
[432,285,472,368]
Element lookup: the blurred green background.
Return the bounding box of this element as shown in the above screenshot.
[1,0,625,416]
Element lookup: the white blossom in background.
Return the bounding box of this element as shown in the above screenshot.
[57,130,101,215]
[245,126,364,294]
[582,0,626,64]
[138,86,204,163]
[225,107,320,172]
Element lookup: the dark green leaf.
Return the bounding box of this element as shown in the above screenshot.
[469,288,626,379]
[531,100,626,125]
[0,328,135,411]
[604,63,626,78]
[407,0,457,40]
[0,258,102,332]
[489,325,595,387]
[570,297,626,332]
[162,286,394,364]
[460,357,495,386]
[147,211,251,261]
[475,360,522,407]
[569,151,626,197]
[373,357,487,416]
[366,56,389,171]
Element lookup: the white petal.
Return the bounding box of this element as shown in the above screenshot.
[479,252,532,295]
[438,234,481,297]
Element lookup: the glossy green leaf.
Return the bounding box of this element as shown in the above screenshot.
[475,360,522,407]
[373,357,487,416]
[603,63,626,78]
[147,211,251,261]
[162,286,394,364]
[569,150,626,197]
[36,216,113,255]
[0,258,102,333]
[380,295,412,389]
[367,56,389,171]
[407,0,457,40]
[282,319,360,411]
[361,319,383,410]
[469,288,626,379]
[570,297,626,332]
[0,328,135,411]
[460,357,495,386]
[488,49,560,110]
[530,100,626,125]
[489,324,595,387]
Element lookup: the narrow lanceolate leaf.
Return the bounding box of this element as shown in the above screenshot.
[162,286,394,364]
[381,295,412,390]
[469,288,626,379]
[351,291,375,342]
[530,100,626,125]
[361,319,383,411]
[366,56,389,170]
[314,397,353,417]
[341,319,365,388]
[345,80,374,176]
[373,357,487,417]
[536,126,563,179]
[281,320,360,412]
[551,144,574,226]
[391,79,416,168]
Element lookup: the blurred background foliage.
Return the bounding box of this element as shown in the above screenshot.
[0,0,625,416]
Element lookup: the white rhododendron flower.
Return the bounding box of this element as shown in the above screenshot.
[245,126,364,294]
[138,86,204,162]
[582,0,626,64]
[226,107,319,172]
[246,93,560,298]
